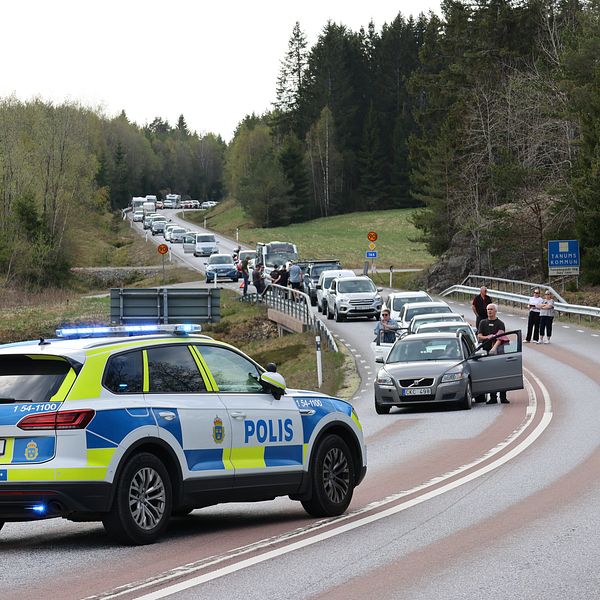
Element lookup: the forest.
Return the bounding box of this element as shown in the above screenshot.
[0,0,598,286]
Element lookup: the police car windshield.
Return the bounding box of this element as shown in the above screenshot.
[338,280,376,294]
[197,235,215,242]
[387,338,462,363]
[264,252,298,267]
[0,356,71,403]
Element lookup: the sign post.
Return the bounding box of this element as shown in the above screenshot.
[389,265,394,289]
[157,244,169,284]
[366,231,378,275]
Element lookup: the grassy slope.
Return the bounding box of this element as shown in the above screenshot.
[184,198,434,269]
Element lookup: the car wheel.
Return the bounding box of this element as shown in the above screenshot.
[326,305,333,320]
[317,302,322,313]
[102,452,172,545]
[460,380,473,410]
[310,296,317,307]
[301,434,355,517]
[334,307,344,322]
[375,399,391,415]
[0,520,4,532]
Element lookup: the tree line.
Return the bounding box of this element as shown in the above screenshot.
[0,99,226,285]
[226,0,600,284]
[1,0,598,287]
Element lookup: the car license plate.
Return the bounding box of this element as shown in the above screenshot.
[0,439,5,456]
[402,388,432,396]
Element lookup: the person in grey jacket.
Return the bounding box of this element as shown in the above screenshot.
[539,290,555,344]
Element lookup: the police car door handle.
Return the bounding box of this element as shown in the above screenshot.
[299,409,316,416]
[230,411,246,419]
[158,411,177,421]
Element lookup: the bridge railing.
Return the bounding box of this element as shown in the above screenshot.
[241,284,338,352]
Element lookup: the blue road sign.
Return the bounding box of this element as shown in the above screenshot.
[366,251,378,259]
[548,240,579,274]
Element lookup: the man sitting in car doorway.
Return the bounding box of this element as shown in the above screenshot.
[475,303,510,405]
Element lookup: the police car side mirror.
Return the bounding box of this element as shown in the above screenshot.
[375,357,384,364]
[260,372,286,400]
[316,284,321,289]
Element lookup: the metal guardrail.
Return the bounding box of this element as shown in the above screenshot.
[462,274,567,303]
[441,284,600,323]
[241,284,338,352]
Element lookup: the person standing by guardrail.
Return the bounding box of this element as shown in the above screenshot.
[539,290,555,344]
[252,264,265,295]
[525,288,542,343]
[472,286,492,329]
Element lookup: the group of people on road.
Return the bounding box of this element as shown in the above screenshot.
[525,288,555,344]
[471,285,556,404]
[248,260,304,298]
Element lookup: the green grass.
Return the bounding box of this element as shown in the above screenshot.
[183,198,434,269]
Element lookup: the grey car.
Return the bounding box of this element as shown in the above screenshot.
[374,331,523,414]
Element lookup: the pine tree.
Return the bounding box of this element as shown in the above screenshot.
[274,22,309,136]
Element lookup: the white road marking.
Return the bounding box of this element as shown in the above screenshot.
[592,334,599,338]
[562,326,570,329]
[360,360,367,364]
[577,330,585,333]
[98,371,551,600]
[354,354,362,358]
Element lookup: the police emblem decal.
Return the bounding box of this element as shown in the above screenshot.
[25,440,39,461]
[213,416,225,444]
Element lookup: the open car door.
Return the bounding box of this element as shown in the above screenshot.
[469,330,523,395]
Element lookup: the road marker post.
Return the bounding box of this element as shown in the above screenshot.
[315,336,323,388]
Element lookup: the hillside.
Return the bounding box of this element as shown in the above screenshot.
[184,199,434,269]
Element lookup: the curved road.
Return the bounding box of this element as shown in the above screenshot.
[3,211,600,600]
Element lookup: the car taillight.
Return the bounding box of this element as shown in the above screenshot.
[18,409,95,430]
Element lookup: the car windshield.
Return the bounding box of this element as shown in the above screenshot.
[311,264,339,278]
[338,280,376,293]
[197,235,215,243]
[209,256,233,265]
[405,305,451,321]
[172,227,185,233]
[417,324,469,334]
[387,338,462,363]
[264,252,298,267]
[411,314,462,328]
[392,295,431,311]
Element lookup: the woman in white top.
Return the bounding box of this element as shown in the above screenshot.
[525,289,543,343]
[539,290,555,344]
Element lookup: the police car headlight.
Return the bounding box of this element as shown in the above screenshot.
[376,370,393,385]
[441,370,464,383]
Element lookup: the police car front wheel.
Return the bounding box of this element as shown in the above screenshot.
[103,452,173,545]
[302,434,355,517]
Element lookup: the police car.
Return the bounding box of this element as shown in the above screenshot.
[0,325,366,545]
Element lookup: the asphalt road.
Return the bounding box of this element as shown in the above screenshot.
[3,211,600,600]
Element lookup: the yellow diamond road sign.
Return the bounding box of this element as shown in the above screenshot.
[369,242,376,250]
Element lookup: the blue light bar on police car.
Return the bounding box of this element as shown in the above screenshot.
[56,324,202,338]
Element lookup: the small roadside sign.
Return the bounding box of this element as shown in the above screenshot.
[369,242,376,250]
[367,231,378,242]
[157,244,169,255]
[366,251,378,259]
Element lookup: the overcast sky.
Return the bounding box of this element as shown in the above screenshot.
[2,1,441,141]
